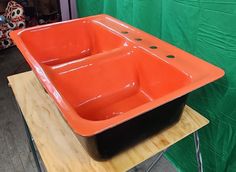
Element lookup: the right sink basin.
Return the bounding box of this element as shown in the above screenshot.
[44,48,191,121]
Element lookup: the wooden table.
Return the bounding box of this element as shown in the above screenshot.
[8,71,209,172]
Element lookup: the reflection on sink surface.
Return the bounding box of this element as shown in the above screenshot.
[11,14,224,160]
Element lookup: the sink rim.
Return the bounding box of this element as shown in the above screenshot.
[10,14,224,137]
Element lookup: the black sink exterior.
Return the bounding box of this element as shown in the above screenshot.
[76,95,188,160]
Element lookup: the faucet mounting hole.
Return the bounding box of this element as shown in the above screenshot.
[167,55,175,58]
[149,46,157,49]
[135,38,142,41]
[121,31,128,34]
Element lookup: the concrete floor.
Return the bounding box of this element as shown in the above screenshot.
[0,47,176,172]
[0,47,36,172]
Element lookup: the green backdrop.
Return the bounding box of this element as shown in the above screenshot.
[76,1,236,171]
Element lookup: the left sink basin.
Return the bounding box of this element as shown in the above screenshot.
[11,14,224,160]
[17,17,125,65]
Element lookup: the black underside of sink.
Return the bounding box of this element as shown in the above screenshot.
[76,94,188,160]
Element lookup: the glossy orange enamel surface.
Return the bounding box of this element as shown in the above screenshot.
[10,14,224,136]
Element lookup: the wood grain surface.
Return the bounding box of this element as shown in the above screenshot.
[8,71,209,172]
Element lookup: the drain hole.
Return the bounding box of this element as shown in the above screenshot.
[149,46,157,49]
[121,31,128,34]
[135,38,142,41]
[167,55,175,58]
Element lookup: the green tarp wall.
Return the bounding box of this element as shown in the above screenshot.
[76,1,236,171]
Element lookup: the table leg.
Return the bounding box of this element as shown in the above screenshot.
[145,131,203,172]
[194,131,203,172]
[145,149,168,172]
[23,118,42,172]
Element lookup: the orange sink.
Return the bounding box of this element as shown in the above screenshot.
[11,14,224,160]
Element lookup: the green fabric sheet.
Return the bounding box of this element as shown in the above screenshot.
[76,1,236,171]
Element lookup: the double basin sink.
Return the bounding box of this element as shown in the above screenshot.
[11,14,224,160]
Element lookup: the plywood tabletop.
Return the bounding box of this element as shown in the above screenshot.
[8,71,209,172]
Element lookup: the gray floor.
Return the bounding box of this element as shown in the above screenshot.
[0,47,36,172]
[0,47,176,172]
